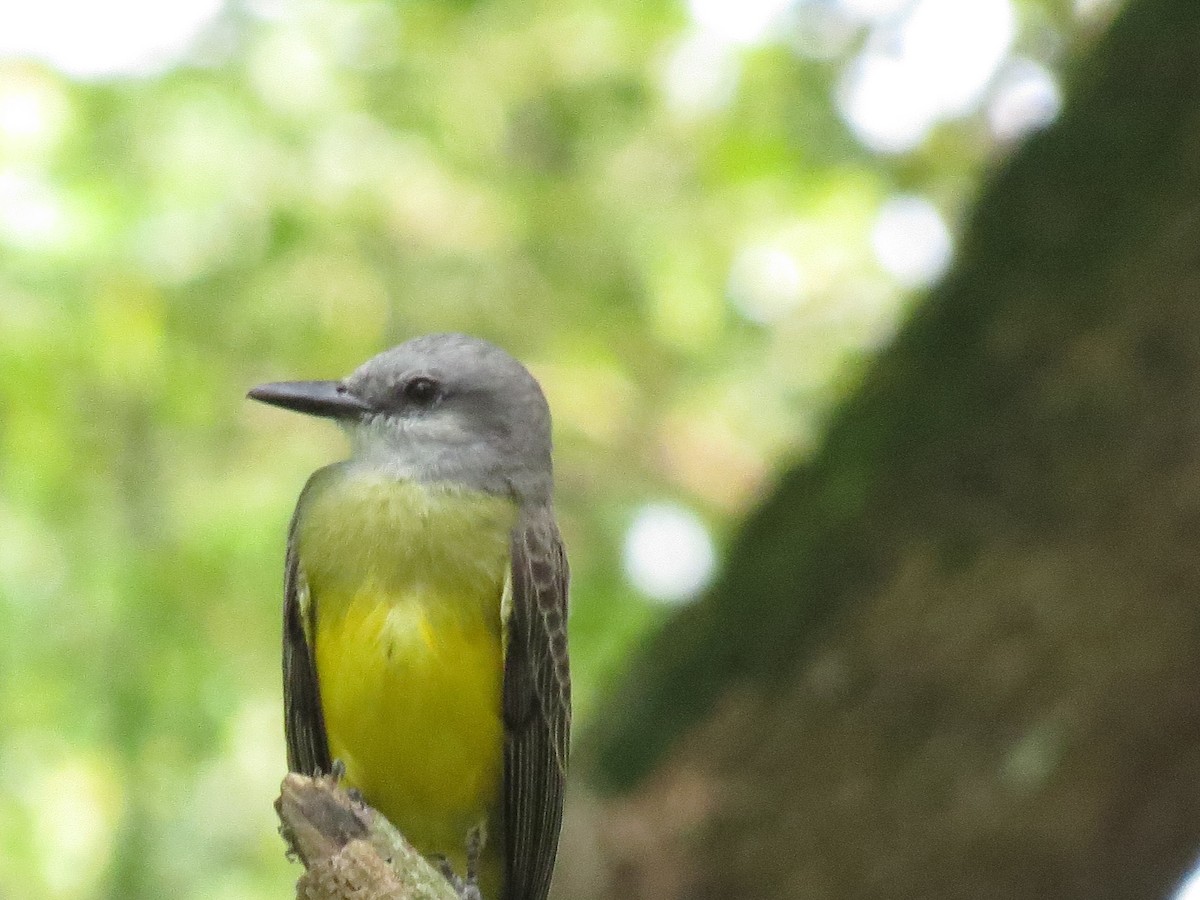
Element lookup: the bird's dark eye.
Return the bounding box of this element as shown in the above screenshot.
[401,376,441,407]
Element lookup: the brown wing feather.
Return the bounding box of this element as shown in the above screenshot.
[503,508,571,900]
[283,483,332,776]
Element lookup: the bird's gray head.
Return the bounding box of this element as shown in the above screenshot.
[249,334,553,502]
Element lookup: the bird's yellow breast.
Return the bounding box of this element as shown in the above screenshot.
[295,466,517,887]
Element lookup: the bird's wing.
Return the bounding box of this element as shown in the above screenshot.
[502,507,571,900]
[283,487,332,775]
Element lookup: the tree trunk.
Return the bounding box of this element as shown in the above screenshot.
[582,1,1200,897]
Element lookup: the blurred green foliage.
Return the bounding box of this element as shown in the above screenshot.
[0,0,1110,896]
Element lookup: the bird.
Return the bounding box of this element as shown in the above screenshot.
[248,333,570,900]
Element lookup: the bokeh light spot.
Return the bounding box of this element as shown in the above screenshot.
[728,244,808,324]
[1173,861,1200,900]
[0,169,66,248]
[870,195,952,288]
[838,0,1015,153]
[661,32,739,117]
[623,503,717,604]
[0,72,70,156]
[988,58,1062,143]
[248,30,333,118]
[31,754,124,896]
[0,0,224,79]
[688,0,794,45]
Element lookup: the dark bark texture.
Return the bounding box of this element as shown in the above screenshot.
[583,0,1200,897]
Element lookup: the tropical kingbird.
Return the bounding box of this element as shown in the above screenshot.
[248,334,570,900]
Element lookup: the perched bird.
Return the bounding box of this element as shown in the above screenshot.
[249,334,570,900]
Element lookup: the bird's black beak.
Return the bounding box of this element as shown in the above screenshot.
[247,380,372,420]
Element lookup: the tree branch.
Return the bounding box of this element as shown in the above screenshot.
[276,773,459,900]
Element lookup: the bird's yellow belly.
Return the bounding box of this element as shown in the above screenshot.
[315,584,504,856]
[297,471,518,895]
